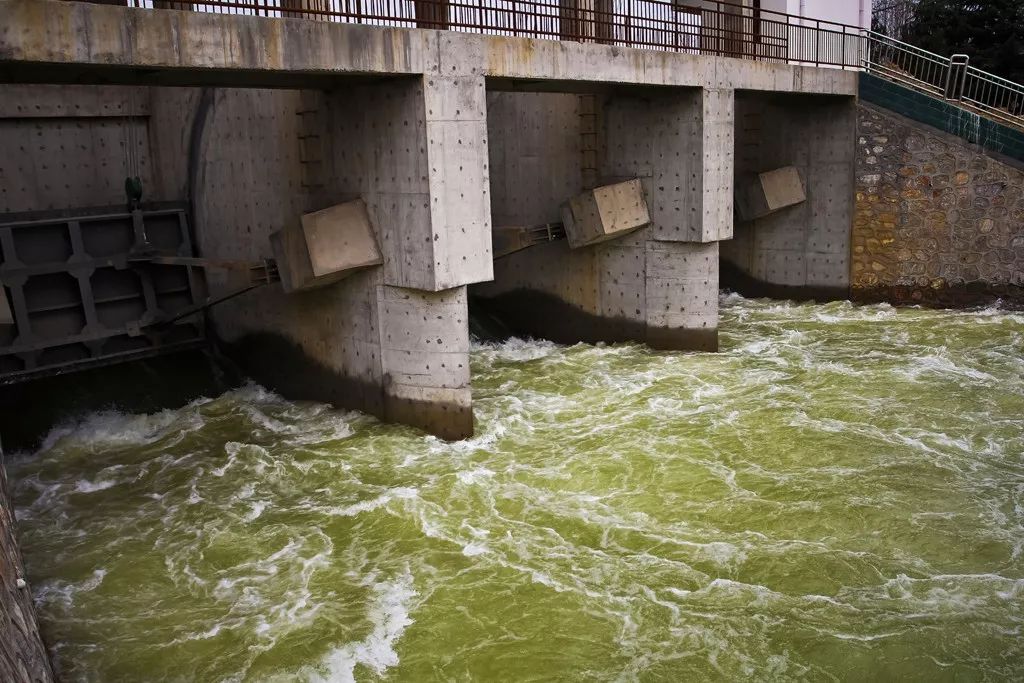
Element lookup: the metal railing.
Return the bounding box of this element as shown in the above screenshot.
[863,30,1024,129]
[108,0,864,68]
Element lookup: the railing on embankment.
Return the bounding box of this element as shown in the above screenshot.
[860,30,1024,162]
[862,30,1024,131]
[81,0,864,69]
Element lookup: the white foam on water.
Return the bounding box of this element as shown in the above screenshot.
[34,408,203,455]
[245,500,270,522]
[472,335,561,362]
[456,467,496,485]
[35,569,108,611]
[461,541,489,557]
[326,487,419,518]
[894,352,997,383]
[308,568,417,683]
[73,478,118,493]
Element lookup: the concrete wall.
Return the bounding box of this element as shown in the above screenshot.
[0,80,479,439]
[722,91,856,299]
[487,92,583,226]
[852,103,1024,306]
[0,452,53,683]
[0,84,168,213]
[475,88,723,351]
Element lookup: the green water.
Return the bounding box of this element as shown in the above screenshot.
[9,295,1024,682]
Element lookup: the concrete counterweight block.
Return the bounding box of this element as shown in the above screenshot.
[735,166,806,222]
[561,179,650,249]
[271,199,383,293]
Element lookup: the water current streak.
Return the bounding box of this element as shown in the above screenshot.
[9,295,1024,681]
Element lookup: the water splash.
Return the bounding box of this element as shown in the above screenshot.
[9,295,1024,681]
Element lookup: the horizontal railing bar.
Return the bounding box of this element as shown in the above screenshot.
[99,0,864,68]
[864,29,951,63]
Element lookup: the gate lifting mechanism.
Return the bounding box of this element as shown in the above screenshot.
[122,252,279,335]
[0,237,279,333]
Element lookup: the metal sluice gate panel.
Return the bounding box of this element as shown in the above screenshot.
[0,206,206,384]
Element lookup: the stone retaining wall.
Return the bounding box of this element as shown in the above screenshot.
[853,103,1024,307]
[0,451,53,683]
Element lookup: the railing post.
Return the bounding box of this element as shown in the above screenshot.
[814,19,819,67]
[945,54,969,101]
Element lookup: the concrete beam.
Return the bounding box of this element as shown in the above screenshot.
[722,91,856,299]
[0,0,858,96]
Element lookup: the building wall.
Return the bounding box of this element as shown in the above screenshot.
[852,103,1024,306]
[1,450,54,683]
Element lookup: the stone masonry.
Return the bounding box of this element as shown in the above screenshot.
[853,103,1024,306]
[0,454,53,683]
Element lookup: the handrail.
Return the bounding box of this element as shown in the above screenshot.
[863,29,1024,130]
[99,0,865,69]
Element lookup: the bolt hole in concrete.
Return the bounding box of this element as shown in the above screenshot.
[5,294,1024,680]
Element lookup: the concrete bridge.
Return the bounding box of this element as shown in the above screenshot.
[0,0,858,440]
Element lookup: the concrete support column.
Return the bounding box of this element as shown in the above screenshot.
[722,92,856,299]
[184,77,492,439]
[475,88,730,351]
[378,284,471,439]
[599,87,733,350]
[319,75,489,437]
[604,88,733,242]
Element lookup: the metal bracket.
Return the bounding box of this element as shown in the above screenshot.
[125,254,279,332]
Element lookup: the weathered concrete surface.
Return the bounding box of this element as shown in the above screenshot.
[722,91,856,300]
[1,450,54,683]
[327,76,492,292]
[0,0,857,96]
[852,103,1024,307]
[0,84,156,213]
[182,87,476,439]
[475,230,719,351]
[603,88,733,243]
[477,88,721,350]
[487,92,584,226]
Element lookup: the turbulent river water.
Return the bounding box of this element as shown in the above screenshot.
[9,295,1024,682]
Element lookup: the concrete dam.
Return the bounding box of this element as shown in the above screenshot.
[1,0,1023,680]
